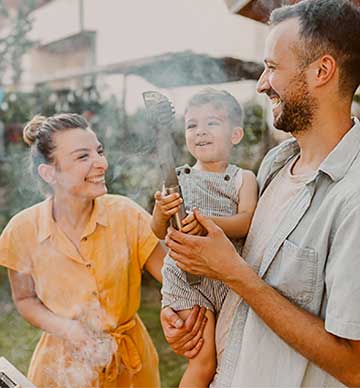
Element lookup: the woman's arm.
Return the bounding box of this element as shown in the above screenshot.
[144,241,166,283]
[8,269,95,347]
[210,170,258,239]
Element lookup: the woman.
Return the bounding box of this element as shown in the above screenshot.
[0,113,165,387]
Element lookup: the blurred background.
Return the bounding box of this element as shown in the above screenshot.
[0,0,359,386]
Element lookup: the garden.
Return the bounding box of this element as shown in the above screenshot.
[0,82,268,386]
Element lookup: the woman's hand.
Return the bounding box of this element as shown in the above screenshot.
[63,319,97,349]
[160,305,207,358]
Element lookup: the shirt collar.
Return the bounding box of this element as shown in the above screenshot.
[271,137,299,174]
[82,196,109,238]
[268,117,360,182]
[37,196,109,243]
[318,117,360,182]
[38,197,55,243]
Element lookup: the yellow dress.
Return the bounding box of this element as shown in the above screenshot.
[0,194,160,388]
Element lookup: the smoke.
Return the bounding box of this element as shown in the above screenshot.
[44,350,99,388]
[42,301,118,388]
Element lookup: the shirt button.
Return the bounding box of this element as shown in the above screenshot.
[83,237,88,241]
[224,174,230,181]
[92,291,98,297]
[86,263,91,268]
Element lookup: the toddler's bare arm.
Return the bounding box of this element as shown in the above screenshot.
[151,191,183,239]
[211,170,258,239]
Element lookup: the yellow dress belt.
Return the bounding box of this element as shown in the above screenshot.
[104,318,142,382]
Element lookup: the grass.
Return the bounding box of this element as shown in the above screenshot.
[0,269,186,387]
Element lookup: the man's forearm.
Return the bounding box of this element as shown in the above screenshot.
[226,260,360,387]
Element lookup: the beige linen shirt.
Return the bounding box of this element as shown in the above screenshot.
[213,118,360,387]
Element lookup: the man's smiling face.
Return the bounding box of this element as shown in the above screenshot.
[257,18,318,134]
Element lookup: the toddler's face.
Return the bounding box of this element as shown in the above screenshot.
[184,103,238,164]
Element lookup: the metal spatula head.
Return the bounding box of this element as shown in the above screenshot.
[142,90,201,285]
[142,91,176,130]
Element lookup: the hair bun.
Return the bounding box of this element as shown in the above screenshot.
[23,115,47,146]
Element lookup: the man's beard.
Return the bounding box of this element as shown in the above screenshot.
[274,75,317,134]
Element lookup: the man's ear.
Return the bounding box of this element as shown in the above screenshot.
[38,163,56,185]
[231,127,244,145]
[312,54,337,87]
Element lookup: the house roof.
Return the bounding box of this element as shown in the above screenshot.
[224,0,360,23]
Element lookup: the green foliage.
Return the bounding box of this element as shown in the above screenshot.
[354,94,360,104]
[101,107,161,211]
[0,0,35,85]
[1,142,42,212]
[242,100,266,145]
[0,308,42,375]
[0,91,33,124]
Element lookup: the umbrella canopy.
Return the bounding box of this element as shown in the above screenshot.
[124,51,264,88]
[225,0,360,23]
[35,50,264,88]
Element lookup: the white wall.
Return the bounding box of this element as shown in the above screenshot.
[22,0,270,112]
[29,0,268,65]
[30,0,81,45]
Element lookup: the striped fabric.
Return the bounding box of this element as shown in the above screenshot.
[161,164,244,315]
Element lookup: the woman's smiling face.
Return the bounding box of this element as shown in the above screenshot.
[48,128,108,200]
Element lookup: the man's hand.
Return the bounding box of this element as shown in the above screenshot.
[166,209,242,281]
[160,305,207,358]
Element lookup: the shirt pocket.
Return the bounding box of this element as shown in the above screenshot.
[264,239,318,307]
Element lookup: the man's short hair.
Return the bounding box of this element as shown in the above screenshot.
[270,0,360,96]
[185,88,244,127]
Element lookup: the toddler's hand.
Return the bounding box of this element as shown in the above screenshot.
[154,191,183,221]
[181,209,206,236]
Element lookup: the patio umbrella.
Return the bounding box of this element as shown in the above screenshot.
[35,50,263,87]
[122,50,264,88]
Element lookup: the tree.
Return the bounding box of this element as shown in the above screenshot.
[0,0,35,87]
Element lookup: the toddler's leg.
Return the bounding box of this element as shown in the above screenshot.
[178,309,216,388]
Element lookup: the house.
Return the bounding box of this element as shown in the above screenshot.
[224,0,360,23]
[0,0,271,121]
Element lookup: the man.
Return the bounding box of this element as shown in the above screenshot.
[162,0,360,386]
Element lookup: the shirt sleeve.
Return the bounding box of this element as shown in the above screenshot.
[123,198,159,270]
[325,199,360,340]
[0,215,32,274]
